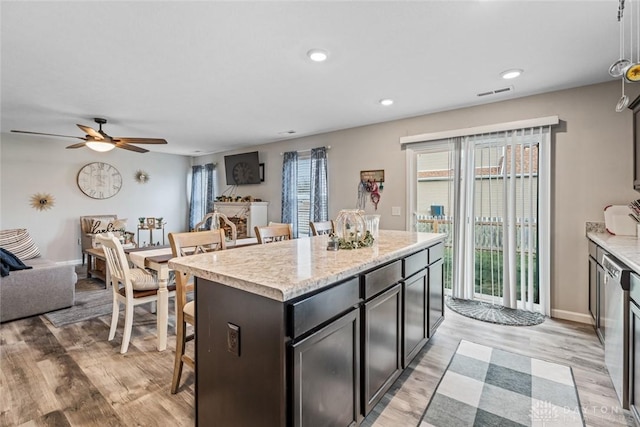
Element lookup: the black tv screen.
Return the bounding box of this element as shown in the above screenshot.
[224,151,261,185]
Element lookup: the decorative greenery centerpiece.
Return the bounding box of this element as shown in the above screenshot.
[337,230,374,249]
[334,209,374,249]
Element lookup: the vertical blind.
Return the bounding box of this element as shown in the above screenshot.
[404,118,555,316]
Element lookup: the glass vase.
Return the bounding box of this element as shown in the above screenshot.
[335,209,367,248]
[363,214,380,240]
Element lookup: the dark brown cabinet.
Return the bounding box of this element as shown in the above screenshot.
[362,283,402,414]
[402,270,428,367]
[629,273,640,425]
[628,95,640,192]
[291,308,360,427]
[588,239,607,344]
[428,259,444,336]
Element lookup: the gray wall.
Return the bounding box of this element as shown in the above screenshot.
[1,80,636,321]
[196,80,640,322]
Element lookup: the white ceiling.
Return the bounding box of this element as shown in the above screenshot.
[0,1,624,156]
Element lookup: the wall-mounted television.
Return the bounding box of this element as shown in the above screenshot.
[224,151,261,185]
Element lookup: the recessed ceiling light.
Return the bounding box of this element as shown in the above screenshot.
[307,49,328,62]
[379,98,394,106]
[500,69,523,79]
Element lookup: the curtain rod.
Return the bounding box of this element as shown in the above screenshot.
[280,145,331,155]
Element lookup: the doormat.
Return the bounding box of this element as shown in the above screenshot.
[419,340,584,426]
[446,297,545,326]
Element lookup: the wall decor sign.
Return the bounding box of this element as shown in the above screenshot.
[360,169,385,183]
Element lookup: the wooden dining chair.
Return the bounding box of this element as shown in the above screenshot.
[96,233,176,354]
[193,212,237,246]
[255,224,293,244]
[168,229,226,394]
[310,220,335,236]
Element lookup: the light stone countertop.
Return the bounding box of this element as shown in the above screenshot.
[587,231,640,272]
[168,230,446,302]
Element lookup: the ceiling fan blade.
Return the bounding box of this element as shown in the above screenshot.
[11,130,86,140]
[76,124,103,140]
[66,142,87,149]
[114,137,168,144]
[115,143,148,153]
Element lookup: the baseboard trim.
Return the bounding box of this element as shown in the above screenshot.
[550,309,592,324]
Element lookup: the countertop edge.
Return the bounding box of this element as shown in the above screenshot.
[169,232,446,302]
[587,231,640,273]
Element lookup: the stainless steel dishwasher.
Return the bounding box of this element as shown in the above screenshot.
[603,253,632,409]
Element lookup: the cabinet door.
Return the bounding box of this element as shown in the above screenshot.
[597,263,606,342]
[290,308,360,427]
[589,256,597,322]
[630,301,640,424]
[403,270,428,368]
[362,283,402,415]
[428,259,444,337]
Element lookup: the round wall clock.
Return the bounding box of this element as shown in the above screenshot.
[232,161,255,184]
[77,162,123,199]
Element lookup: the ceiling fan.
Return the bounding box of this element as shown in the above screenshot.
[11,117,168,153]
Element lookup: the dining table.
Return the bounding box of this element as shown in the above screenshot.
[123,237,259,351]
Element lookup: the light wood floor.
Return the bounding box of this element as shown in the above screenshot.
[1,294,637,426]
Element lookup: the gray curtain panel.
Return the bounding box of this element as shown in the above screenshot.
[189,163,215,231]
[309,147,328,222]
[281,151,298,237]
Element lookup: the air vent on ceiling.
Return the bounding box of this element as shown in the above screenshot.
[477,86,514,97]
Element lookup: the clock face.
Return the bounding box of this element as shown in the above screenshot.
[77,162,122,199]
[232,161,255,184]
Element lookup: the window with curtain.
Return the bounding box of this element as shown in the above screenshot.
[405,118,555,316]
[189,163,216,231]
[281,147,328,237]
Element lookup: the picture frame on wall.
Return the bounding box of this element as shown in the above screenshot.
[146,217,156,228]
[259,163,265,182]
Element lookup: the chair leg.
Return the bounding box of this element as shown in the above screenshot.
[109,297,119,341]
[171,319,187,394]
[121,303,134,354]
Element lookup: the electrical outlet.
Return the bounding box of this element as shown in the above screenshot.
[227,323,240,356]
[392,206,401,216]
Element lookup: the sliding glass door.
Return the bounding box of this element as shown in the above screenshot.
[407,128,546,313]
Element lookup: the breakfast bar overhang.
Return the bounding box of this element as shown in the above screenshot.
[168,230,446,427]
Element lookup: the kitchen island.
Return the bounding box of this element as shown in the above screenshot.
[169,230,446,427]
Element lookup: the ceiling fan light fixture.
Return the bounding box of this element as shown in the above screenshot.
[86,141,116,152]
[307,48,328,62]
[500,69,523,80]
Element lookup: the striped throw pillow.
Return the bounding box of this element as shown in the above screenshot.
[0,229,41,260]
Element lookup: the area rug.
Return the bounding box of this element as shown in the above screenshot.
[446,297,545,326]
[44,276,115,328]
[419,340,584,427]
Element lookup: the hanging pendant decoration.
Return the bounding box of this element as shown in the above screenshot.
[358,170,385,210]
[614,0,640,111]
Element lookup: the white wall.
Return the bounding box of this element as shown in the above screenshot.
[195,80,640,321]
[0,136,192,263]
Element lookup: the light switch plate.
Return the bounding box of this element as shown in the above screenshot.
[391,206,401,216]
